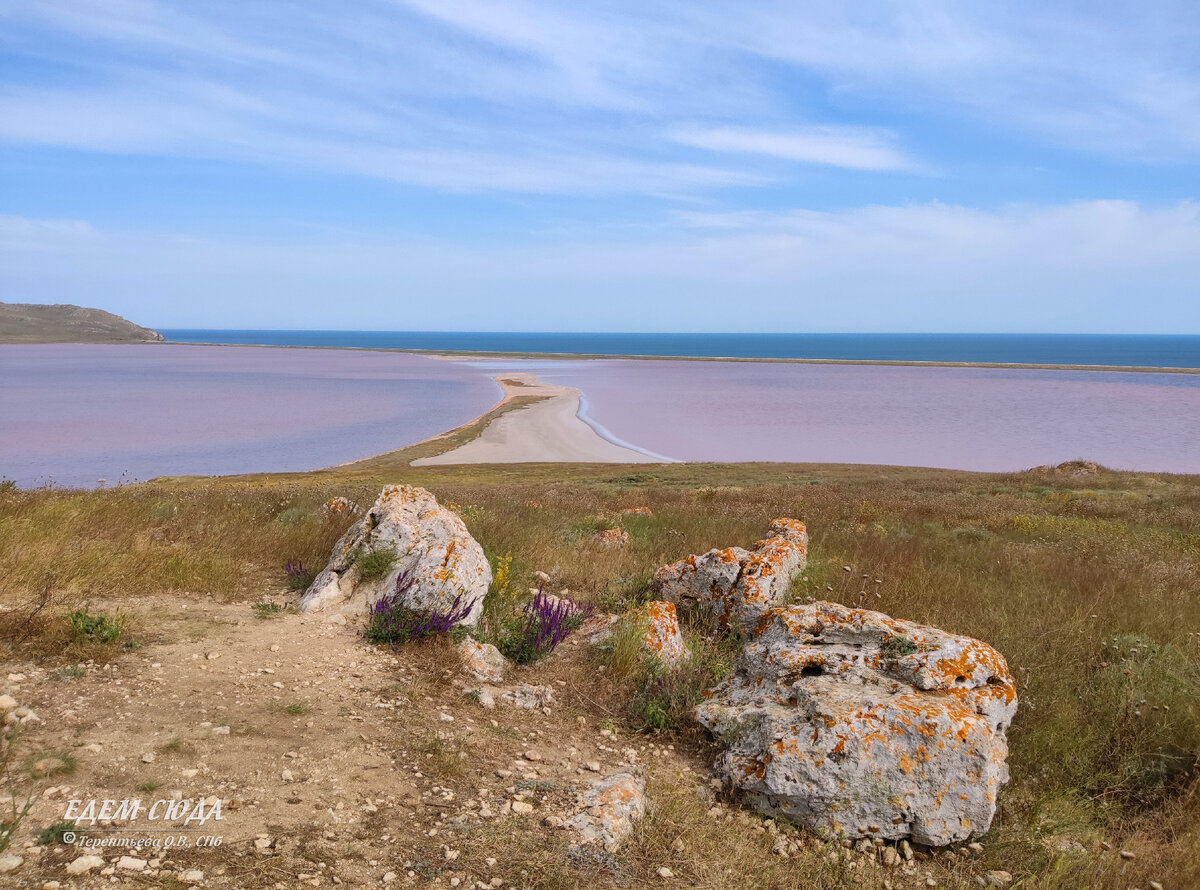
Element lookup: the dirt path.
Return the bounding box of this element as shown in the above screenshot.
[4,596,705,888]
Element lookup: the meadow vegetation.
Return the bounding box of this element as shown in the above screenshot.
[0,459,1197,886]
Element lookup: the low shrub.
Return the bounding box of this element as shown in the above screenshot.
[65,607,124,644]
[35,820,75,846]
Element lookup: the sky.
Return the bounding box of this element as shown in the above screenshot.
[1,1,1198,332]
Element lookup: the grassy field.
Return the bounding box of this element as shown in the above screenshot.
[1,458,1198,887]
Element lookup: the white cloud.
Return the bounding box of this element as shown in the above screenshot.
[3,201,1197,332]
[4,0,1196,200]
[671,126,916,172]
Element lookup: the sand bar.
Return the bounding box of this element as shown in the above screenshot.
[412,373,666,465]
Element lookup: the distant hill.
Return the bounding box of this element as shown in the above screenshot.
[0,302,164,344]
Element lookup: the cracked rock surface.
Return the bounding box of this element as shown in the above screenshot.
[696,600,1017,846]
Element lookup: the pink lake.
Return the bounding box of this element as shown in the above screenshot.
[475,359,1200,474]
[1,344,499,488]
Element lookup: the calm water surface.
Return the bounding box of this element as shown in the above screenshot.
[474,359,1200,473]
[4,346,1198,487]
[1,344,498,488]
[163,330,1200,368]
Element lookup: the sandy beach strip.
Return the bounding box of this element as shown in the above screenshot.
[412,373,666,465]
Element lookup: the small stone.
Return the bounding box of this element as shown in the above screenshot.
[1149,882,1164,890]
[511,801,534,814]
[382,871,397,883]
[523,750,543,762]
[182,870,205,883]
[0,855,22,874]
[985,872,1013,887]
[968,842,984,854]
[211,725,230,736]
[141,752,155,763]
[881,847,900,867]
[485,858,497,868]
[1119,850,1136,860]
[439,713,454,722]
[657,867,674,878]
[585,761,601,772]
[117,856,148,871]
[42,882,62,890]
[0,695,17,711]
[67,854,105,875]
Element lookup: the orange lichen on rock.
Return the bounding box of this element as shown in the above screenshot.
[564,772,646,852]
[595,528,630,548]
[653,518,808,633]
[696,600,1016,847]
[299,485,492,625]
[620,506,653,516]
[320,496,361,518]
[622,600,686,668]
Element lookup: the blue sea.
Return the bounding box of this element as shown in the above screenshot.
[159,331,1200,369]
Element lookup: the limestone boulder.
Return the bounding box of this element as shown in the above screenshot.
[595,528,630,548]
[565,772,646,852]
[655,519,808,633]
[625,601,686,668]
[457,636,508,682]
[696,601,1017,846]
[300,485,491,625]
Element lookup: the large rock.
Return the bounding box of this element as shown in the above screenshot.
[299,485,491,625]
[625,601,686,668]
[654,519,808,634]
[565,772,646,852]
[696,601,1017,846]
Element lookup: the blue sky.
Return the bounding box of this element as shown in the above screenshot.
[1,1,1198,332]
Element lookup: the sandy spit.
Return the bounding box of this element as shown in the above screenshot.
[412,373,666,465]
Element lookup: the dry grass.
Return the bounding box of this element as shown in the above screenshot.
[1,460,1198,886]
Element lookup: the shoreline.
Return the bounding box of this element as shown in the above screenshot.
[140,338,1200,375]
[409,374,669,466]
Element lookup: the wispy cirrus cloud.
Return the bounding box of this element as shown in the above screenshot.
[7,0,1195,202]
[671,126,917,172]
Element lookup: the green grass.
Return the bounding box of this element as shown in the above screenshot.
[352,545,396,582]
[0,460,1198,885]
